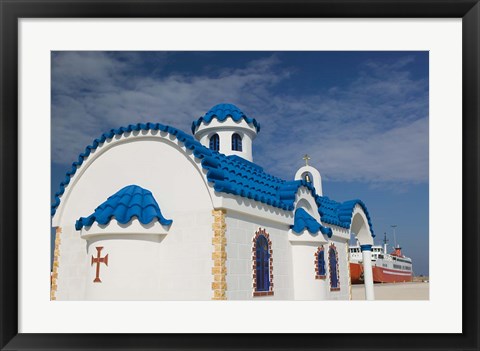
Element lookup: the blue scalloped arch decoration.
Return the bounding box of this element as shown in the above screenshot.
[316,196,375,237]
[290,208,332,237]
[191,103,260,134]
[75,185,173,230]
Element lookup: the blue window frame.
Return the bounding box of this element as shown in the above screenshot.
[318,248,326,277]
[231,133,242,151]
[255,235,270,292]
[329,246,339,289]
[209,134,220,151]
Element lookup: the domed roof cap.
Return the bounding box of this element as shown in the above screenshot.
[191,103,261,134]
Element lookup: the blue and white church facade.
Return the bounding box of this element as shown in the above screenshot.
[51,103,376,301]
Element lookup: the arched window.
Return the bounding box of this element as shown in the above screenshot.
[329,244,340,291]
[256,235,269,291]
[231,133,242,151]
[252,228,273,296]
[315,246,326,279]
[209,134,220,151]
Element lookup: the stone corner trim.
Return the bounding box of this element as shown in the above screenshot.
[211,209,227,300]
[50,226,62,300]
[346,242,352,300]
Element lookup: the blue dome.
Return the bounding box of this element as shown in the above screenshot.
[191,103,260,134]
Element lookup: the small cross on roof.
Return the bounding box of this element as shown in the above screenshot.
[302,154,311,167]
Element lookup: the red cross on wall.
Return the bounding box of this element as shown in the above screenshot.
[91,246,109,283]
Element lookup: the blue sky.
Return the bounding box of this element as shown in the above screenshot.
[51,51,429,275]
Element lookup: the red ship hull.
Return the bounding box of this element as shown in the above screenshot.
[350,263,413,284]
[350,262,365,284]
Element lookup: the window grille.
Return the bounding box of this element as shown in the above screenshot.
[329,245,339,290]
[231,133,242,151]
[255,235,270,291]
[209,134,220,151]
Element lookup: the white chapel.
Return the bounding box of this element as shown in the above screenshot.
[51,103,376,301]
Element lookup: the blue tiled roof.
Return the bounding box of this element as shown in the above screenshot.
[291,208,333,237]
[316,197,375,237]
[206,153,288,210]
[52,121,374,237]
[75,185,173,230]
[191,103,260,134]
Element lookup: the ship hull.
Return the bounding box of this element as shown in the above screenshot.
[349,262,364,284]
[372,266,412,283]
[350,263,413,284]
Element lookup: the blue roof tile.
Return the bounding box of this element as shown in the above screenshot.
[316,196,375,237]
[191,103,260,134]
[75,185,173,230]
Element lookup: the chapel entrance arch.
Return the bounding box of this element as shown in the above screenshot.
[350,210,375,300]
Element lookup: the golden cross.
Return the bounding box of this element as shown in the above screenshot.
[302,154,311,167]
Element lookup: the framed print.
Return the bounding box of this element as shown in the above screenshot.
[1,0,478,350]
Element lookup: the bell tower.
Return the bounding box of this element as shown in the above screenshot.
[294,154,323,195]
[191,103,260,162]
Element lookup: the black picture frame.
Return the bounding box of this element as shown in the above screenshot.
[1,1,478,350]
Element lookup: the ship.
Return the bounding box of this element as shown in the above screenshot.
[349,232,413,284]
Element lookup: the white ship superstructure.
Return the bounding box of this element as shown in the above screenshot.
[349,233,413,284]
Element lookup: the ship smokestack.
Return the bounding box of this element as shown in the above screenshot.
[394,245,403,257]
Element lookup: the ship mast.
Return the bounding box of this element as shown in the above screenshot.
[383,232,389,254]
[391,224,398,248]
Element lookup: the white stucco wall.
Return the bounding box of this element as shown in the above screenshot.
[219,185,355,301]
[223,211,351,301]
[287,216,330,300]
[55,223,88,300]
[224,210,294,300]
[290,242,328,300]
[324,238,351,300]
[54,133,215,300]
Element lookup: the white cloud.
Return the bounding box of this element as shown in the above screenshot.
[51,52,428,188]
